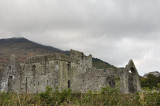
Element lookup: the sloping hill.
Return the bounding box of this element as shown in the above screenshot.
[0,37,68,68]
[93,58,116,69]
[0,37,115,71]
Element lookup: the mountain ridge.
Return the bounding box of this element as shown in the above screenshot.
[0,37,115,70]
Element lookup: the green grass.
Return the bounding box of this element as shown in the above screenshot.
[1,86,160,106]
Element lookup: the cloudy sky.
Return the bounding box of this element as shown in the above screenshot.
[0,0,160,75]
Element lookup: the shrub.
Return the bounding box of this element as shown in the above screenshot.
[39,86,55,105]
[139,88,160,106]
[39,86,72,105]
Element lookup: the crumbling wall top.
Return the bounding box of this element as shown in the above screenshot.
[70,49,84,56]
[125,59,137,72]
[24,53,76,64]
[70,49,92,59]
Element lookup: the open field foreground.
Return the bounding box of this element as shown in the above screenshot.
[0,86,160,106]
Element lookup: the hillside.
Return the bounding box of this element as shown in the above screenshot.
[0,37,68,68]
[0,37,115,70]
[93,58,115,69]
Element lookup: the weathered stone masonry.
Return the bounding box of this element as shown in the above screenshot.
[0,49,141,94]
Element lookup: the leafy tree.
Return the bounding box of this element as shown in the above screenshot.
[141,73,160,89]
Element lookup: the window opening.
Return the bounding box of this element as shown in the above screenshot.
[68,80,70,88]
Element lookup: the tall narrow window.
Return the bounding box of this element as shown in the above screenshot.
[38,81,39,86]
[25,76,28,93]
[32,65,36,78]
[67,62,71,71]
[32,65,36,70]
[68,80,70,88]
[47,80,49,85]
[44,56,47,74]
[9,66,11,70]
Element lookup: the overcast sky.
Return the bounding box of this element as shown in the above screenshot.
[1,0,160,75]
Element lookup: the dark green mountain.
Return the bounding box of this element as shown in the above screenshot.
[93,58,116,69]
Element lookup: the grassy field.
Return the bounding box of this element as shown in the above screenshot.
[0,86,160,106]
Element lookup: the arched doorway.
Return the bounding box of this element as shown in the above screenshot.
[8,76,13,92]
[107,77,116,88]
[128,67,137,93]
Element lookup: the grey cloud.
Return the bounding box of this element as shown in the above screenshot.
[0,0,160,75]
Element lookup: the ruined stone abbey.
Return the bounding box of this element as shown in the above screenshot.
[0,49,141,94]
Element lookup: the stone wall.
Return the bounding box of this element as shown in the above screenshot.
[21,53,72,93]
[0,55,22,93]
[0,49,141,94]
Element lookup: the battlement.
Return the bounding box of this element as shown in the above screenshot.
[24,53,74,64]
